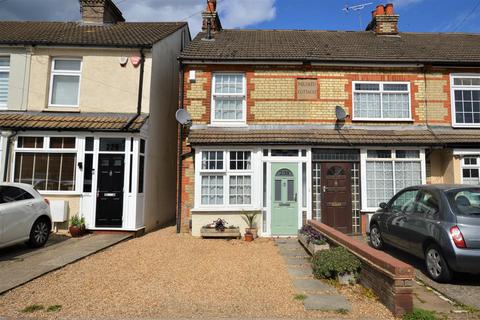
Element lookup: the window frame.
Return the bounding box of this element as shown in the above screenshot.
[352,81,412,122]
[210,73,247,126]
[0,56,10,109]
[450,74,480,128]
[360,148,426,211]
[48,57,83,108]
[461,155,480,185]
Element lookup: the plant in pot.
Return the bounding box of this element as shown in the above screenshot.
[69,215,86,238]
[241,211,260,239]
[312,246,361,285]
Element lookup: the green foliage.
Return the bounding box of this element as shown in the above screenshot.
[21,304,44,313]
[70,215,85,228]
[402,308,437,320]
[293,294,307,301]
[241,211,260,229]
[312,246,361,279]
[336,308,350,314]
[47,305,62,312]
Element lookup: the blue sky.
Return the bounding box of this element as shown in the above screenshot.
[250,0,480,33]
[0,0,478,36]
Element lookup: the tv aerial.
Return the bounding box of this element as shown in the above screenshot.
[342,2,373,30]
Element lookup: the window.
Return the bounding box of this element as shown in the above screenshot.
[14,136,77,192]
[199,150,252,206]
[452,75,480,126]
[462,156,480,185]
[138,139,145,193]
[364,149,423,208]
[49,58,82,107]
[353,82,411,120]
[390,190,418,214]
[212,74,246,123]
[83,137,94,193]
[0,56,9,108]
[0,186,34,204]
[416,191,439,216]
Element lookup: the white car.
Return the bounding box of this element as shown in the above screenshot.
[0,183,52,249]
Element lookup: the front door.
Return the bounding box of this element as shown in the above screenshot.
[321,163,352,234]
[95,154,125,227]
[271,163,298,235]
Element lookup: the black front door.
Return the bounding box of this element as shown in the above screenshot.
[95,154,125,227]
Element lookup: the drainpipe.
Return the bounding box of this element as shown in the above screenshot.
[176,62,185,234]
[2,131,17,182]
[123,49,146,131]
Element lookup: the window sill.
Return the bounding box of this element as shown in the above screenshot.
[43,107,80,113]
[208,123,248,128]
[452,124,480,128]
[352,118,413,122]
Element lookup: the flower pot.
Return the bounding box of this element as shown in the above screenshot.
[244,232,254,242]
[245,228,258,238]
[69,226,83,238]
[337,272,356,285]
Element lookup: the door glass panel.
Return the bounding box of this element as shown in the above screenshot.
[391,190,418,214]
[287,180,294,201]
[274,180,282,201]
[276,169,293,177]
[85,137,94,151]
[83,154,93,193]
[327,166,345,176]
[100,138,125,152]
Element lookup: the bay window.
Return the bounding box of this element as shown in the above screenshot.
[0,56,9,108]
[363,149,424,209]
[353,82,411,120]
[211,74,246,124]
[49,58,82,107]
[14,136,77,191]
[451,75,480,126]
[199,150,252,206]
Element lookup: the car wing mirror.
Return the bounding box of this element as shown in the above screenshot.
[379,202,388,209]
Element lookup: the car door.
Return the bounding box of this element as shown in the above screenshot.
[0,186,36,245]
[384,189,419,250]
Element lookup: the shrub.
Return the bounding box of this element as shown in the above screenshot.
[299,225,327,245]
[402,308,436,320]
[70,215,85,228]
[21,304,44,313]
[312,246,361,279]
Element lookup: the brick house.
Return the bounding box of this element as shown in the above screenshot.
[0,0,190,234]
[178,1,480,237]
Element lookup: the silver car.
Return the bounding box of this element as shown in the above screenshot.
[369,185,480,282]
[0,183,52,249]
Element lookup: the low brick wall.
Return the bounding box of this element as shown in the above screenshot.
[308,220,414,317]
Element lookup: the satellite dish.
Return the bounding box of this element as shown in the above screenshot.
[335,106,348,121]
[175,109,192,125]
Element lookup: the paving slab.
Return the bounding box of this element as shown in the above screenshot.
[284,257,311,266]
[0,233,131,294]
[279,249,310,257]
[304,294,352,311]
[287,266,314,278]
[293,279,335,294]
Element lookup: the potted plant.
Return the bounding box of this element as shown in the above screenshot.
[244,231,254,242]
[241,211,260,238]
[312,246,361,285]
[69,215,85,238]
[200,219,241,239]
[298,225,330,254]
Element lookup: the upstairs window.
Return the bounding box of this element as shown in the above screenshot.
[353,82,411,121]
[211,73,246,124]
[0,56,10,109]
[451,75,480,127]
[49,58,82,107]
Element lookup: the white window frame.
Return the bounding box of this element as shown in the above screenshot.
[210,73,247,126]
[195,148,259,210]
[352,81,412,121]
[450,74,480,128]
[13,135,80,195]
[459,154,480,185]
[0,56,10,109]
[48,57,82,108]
[360,148,426,212]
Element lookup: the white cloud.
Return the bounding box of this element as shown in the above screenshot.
[218,0,276,29]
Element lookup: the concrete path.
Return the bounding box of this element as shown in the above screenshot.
[0,233,131,294]
[274,238,351,312]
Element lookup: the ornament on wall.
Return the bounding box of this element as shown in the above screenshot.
[119,56,128,67]
[130,56,142,68]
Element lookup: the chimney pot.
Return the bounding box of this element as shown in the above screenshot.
[375,5,385,15]
[366,3,399,35]
[202,0,222,35]
[385,3,394,15]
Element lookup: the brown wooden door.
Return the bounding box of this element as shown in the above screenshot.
[321,163,352,234]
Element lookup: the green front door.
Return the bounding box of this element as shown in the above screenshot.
[271,163,298,235]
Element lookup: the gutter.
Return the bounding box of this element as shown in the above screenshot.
[123,49,146,131]
[176,60,185,234]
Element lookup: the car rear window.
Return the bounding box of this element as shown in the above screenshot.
[446,188,480,217]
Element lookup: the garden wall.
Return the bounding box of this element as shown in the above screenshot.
[308,220,414,317]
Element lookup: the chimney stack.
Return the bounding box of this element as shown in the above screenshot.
[366,3,399,35]
[202,0,222,37]
[79,0,125,25]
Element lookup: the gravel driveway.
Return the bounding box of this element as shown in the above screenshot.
[0,227,392,319]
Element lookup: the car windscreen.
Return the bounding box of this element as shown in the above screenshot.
[446,188,480,217]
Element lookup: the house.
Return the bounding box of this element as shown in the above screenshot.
[178,1,480,237]
[0,0,190,233]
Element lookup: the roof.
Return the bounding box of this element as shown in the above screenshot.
[0,21,187,48]
[0,112,148,131]
[180,30,480,65]
[188,126,480,146]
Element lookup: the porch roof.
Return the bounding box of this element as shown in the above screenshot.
[0,112,148,132]
[188,127,480,147]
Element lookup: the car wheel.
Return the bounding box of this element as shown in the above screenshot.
[370,224,384,250]
[28,218,50,248]
[425,244,452,283]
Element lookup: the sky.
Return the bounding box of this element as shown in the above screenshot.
[0,0,478,36]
